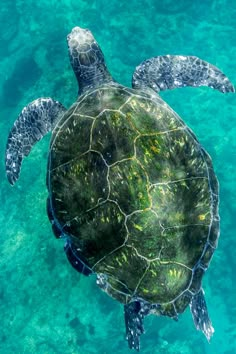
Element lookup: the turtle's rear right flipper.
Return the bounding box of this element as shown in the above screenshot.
[5,98,66,185]
[190,288,214,341]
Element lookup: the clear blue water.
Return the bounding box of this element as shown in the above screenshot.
[0,1,236,353]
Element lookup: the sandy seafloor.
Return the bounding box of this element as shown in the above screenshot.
[0,1,236,353]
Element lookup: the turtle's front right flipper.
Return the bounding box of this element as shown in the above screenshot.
[5,98,66,185]
[132,55,235,94]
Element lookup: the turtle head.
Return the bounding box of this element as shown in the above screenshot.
[67,27,113,94]
[67,27,96,54]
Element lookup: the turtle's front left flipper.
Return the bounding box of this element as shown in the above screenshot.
[5,98,66,185]
[132,55,235,93]
[124,300,151,351]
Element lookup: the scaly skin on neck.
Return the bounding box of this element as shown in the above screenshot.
[67,27,114,95]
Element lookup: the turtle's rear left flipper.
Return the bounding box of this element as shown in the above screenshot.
[124,300,152,351]
[190,288,214,341]
[132,55,235,93]
[5,98,66,185]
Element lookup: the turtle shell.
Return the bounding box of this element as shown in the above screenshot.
[47,83,219,317]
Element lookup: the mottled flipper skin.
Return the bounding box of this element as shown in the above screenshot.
[5,98,66,185]
[132,55,235,93]
[190,288,214,341]
[124,301,146,351]
[124,300,160,351]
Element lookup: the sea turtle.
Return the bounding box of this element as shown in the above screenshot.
[5,26,234,351]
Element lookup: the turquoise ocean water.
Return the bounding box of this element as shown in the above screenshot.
[0,1,235,353]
